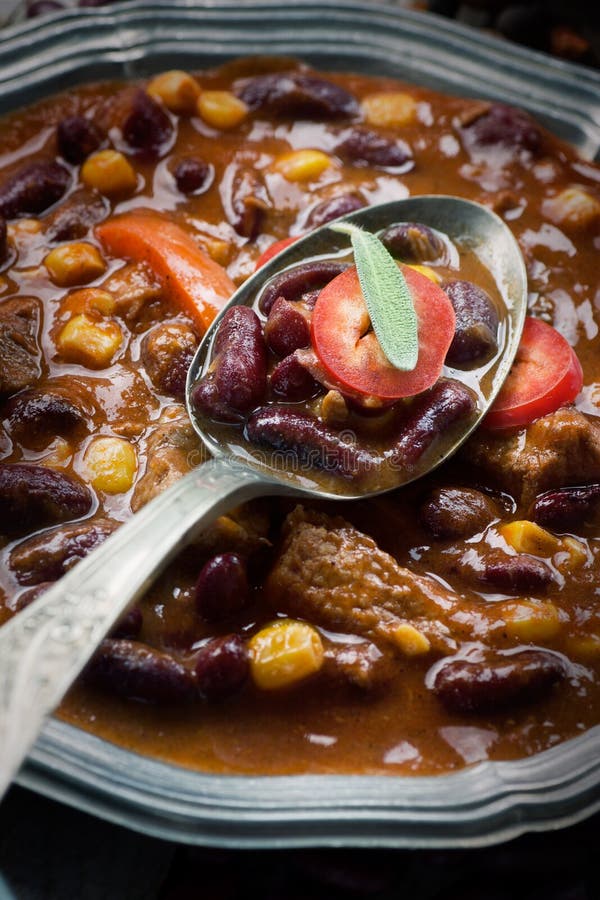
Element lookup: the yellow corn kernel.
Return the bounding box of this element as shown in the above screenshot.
[561,536,588,569]
[406,263,441,284]
[500,520,561,557]
[502,600,563,643]
[65,288,116,317]
[544,187,600,231]
[81,149,138,198]
[362,91,418,128]
[248,619,324,690]
[272,149,333,183]
[197,90,248,130]
[44,242,106,287]
[390,623,431,656]
[84,436,137,494]
[565,634,600,661]
[147,70,201,114]
[56,314,122,368]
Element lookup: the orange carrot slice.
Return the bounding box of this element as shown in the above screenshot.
[96,212,235,333]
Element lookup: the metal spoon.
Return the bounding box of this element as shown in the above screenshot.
[0,196,527,797]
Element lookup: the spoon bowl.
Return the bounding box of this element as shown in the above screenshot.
[0,195,527,797]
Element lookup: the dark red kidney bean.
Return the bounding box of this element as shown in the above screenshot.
[479,553,556,594]
[9,518,117,585]
[141,321,198,400]
[122,89,174,157]
[306,192,365,228]
[194,635,249,701]
[444,280,499,365]
[172,157,212,195]
[0,161,70,220]
[229,168,269,240]
[335,128,413,170]
[461,103,542,154]
[430,648,565,714]
[0,463,92,535]
[56,115,104,165]
[390,379,477,468]
[236,73,359,119]
[420,486,499,539]
[270,352,322,401]
[531,484,600,531]
[195,552,250,622]
[213,307,267,412]
[0,297,42,399]
[86,639,197,704]
[247,406,376,479]
[259,260,349,314]
[264,297,310,357]
[45,190,108,243]
[5,388,88,448]
[191,374,244,424]
[110,606,143,640]
[14,581,53,612]
[380,222,447,263]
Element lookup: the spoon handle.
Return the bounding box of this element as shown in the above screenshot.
[0,458,272,799]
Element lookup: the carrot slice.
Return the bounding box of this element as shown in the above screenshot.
[96,212,235,333]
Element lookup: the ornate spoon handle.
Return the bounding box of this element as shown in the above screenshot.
[0,458,275,799]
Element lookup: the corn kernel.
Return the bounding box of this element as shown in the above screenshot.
[56,314,122,368]
[565,634,600,661]
[362,91,418,128]
[319,390,350,427]
[406,263,441,283]
[84,436,137,494]
[44,242,106,287]
[81,149,138,198]
[272,149,333,183]
[560,536,588,570]
[500,520,561,557]
[390,623,431,656]
[544,187,600,231]
[197,90,248,130]
[502,600,563,643]
[64,288,116,317]
[197,235,232,267]
[248,619,324,690]
[147,70,201,114]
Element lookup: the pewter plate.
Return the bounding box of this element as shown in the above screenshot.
[1,0,600,847]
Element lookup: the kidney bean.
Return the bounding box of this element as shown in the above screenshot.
[236,72,359,119]
[14,581,53,612]
[141,321,198,400]
[9,517,117,585]
[430,648,565,714]
[86,639,197,704]
[0,160,70,220]
[172,157,212,195]
[444,280,499,365]
[246,406,376,479]
[195,552,250,622]
[420,486,499,539]
[56,115,104,164]
[5,387,88,448]
[0,463,92,534]
[390,379,477,468]
[335,128,412,170]
[461,103,542,155]
[531,484,600,531]
[229,168,268,240]
[0,297,42,399]
[122,89,174,158]
[270,352,322,401]
[110,606,143,640]
[194,634,249,701]
[306,192,365,228]
[380,222,447,263]
[264,297,310,357]
[191,375,244,424]
[210,307,267,412]
[479,553,556,594]
[259,260,349,314]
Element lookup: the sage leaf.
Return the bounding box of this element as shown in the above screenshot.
[330,221,418,371]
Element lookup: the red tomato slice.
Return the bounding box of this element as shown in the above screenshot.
[254,236,299,271]
[311,264,456,399]
[484,317,583,430]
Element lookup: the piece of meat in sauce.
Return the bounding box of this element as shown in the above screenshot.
[461,407,600,507]
[0,296,42,398]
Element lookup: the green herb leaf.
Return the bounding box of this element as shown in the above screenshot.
[330,221,418,371]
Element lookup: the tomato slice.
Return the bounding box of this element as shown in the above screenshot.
[311,264,456,399]
[254,236,299,271]
[484,317,583,430]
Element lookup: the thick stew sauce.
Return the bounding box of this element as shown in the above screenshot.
[1,60,600,775]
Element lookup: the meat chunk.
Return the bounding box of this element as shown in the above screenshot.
[265,506,457,650]
[462,408,600,507]
[0,296,42,398]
